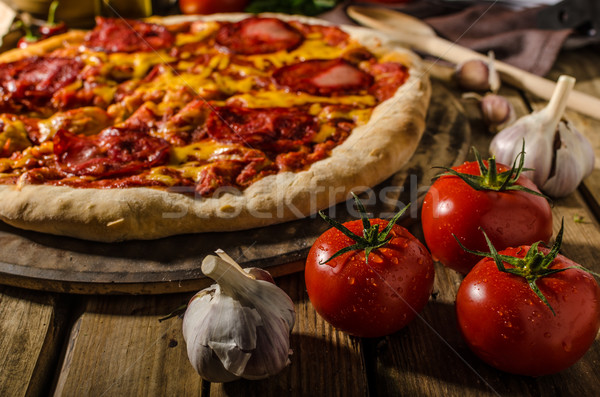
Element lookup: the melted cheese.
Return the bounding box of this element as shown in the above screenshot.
[248,39,361,70]
[180,164,211,182]
[0,116,32,155]
[146,167,177,186]
[228,91,376,108]
[138,69,217,94]
[8,142,53,170]
[169,141,235,165]
[109,52,175,79]
[175,21,220,46]
[312,124,337,143]
[81,50,175,80]
[318,107,373,125]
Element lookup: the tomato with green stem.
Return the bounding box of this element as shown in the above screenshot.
[179,0,249,14]
[421,145,553,274]
[455,223,600,376]
[305,194,435,338]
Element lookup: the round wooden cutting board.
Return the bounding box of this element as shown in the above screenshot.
[0,81,471,294]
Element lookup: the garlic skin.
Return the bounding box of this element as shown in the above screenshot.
[490,75,595,197]
[182,250,295,382]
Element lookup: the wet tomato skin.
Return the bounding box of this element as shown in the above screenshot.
[305,219,434,338]
[456,245,600,376]
[421,161,552,274]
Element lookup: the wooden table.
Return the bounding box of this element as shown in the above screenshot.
[2,42,600,397]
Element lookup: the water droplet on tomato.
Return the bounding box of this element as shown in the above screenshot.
[505,321,512,328]
[562,341,572,352]
[348,276,355,285]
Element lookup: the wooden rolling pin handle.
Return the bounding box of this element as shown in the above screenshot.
[346,4,600,121]
[410,34,600,120]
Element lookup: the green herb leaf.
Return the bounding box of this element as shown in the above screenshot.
[246,0,340,16]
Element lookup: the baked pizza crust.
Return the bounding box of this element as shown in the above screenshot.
[0,13,431,242]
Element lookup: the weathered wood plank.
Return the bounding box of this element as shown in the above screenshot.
[53,293,205,396]
[0,286,67,397]
[209,273,369,397]
[53,272,368,397]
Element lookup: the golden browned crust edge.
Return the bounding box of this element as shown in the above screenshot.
[0,14,431,242]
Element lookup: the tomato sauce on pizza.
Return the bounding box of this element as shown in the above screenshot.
[0,16,410,197]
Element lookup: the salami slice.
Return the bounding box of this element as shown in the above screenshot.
[0,57,82,113]
[54,128,169,177]
[369,62,409,102]
[84,17,174,53]
[216,17,303,55]
[206,106,317,152]
[273,59,373,96]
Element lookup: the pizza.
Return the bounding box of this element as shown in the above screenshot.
[0,13,430,242]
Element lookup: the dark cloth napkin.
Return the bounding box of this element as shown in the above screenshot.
[321,1,574,76]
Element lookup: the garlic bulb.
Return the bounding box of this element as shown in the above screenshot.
[490,75,595,197]
[182,250,295,382]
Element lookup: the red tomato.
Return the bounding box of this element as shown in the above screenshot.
[179,0,249,14]
[421,160,552,274]
[360,1,413,3]
[456,245,600,376]
[305,218,434,338]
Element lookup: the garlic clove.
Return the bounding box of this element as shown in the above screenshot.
[493,114,555,188]
[541,121,595,197]
[481,93,516,133]
[184,288,244,382]
[455,59,491,91]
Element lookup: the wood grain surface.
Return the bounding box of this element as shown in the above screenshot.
[53,293,206,396]
[0,286,68,397]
